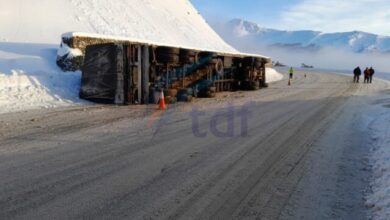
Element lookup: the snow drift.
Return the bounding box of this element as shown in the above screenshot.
[0,42,84,114]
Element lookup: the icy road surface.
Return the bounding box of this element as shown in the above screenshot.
[0,71,389,219]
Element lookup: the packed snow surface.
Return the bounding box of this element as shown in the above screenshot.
[366,106,390,220]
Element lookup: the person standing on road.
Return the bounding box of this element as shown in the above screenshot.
[353,66,361,83]
[369,67,375,83]
[289,67,294,79]
[364,67,370,83]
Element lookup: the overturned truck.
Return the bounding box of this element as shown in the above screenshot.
[60,34,271,105]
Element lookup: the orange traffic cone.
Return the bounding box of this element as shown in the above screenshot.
[158,90,167,110]
[288,78,291,86]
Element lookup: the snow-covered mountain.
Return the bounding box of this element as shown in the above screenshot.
[215,19,390,54]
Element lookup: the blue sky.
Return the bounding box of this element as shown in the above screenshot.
[190,0,390,36]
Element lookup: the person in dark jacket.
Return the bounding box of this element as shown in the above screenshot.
[364,67,370,83]
[369,67,375,83]
[353,66,361,83]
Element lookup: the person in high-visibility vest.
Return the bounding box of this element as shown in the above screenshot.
[289,67,294,79]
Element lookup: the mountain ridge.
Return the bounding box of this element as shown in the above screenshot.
[215,18,390,54]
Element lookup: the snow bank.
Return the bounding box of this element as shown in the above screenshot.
[0,42,85,114]
[266,68,284,83]
[366,108,390,220]
[0,70,82,114]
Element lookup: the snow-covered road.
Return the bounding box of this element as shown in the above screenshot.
[0,70,388,219]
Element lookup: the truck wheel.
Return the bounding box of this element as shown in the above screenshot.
[156,47,180,63]
[156,47,180,55]
[180,49,197,64]
[157,54,179,63]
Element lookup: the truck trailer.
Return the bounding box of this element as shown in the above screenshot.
[78,41,270,105]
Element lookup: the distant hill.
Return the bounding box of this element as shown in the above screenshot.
[213,19,390,54]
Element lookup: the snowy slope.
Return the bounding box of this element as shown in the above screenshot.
[0,0,237,53]
[216,19,390,53]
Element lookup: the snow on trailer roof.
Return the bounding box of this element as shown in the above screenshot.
[62,32,271,61]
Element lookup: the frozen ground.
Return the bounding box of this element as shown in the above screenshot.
[0,71,388,219]
[0,0,388,218]
[365,97,390,220]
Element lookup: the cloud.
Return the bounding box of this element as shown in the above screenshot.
[262,46,390,74]
[219,33,390,73]
[280,0,390,36]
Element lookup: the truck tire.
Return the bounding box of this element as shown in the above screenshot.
[156,54,179,63]
[156,46,180,63]
[177,94,189,102]
[156,47,180,55]
[180,49,197,64]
